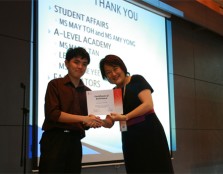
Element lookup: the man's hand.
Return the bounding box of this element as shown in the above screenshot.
[83,115,103,128]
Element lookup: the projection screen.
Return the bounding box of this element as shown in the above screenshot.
[37,0,175,165]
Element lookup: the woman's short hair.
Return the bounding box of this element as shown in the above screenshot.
[99,54,129,80]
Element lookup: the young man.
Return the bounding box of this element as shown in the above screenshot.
[39,47,103,173]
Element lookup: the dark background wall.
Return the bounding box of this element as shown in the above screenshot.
[0,0,223,173]
[162,0,223,173]
[0,1,32,173]
[170,15,223,173]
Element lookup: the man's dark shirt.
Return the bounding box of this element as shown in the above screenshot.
[42,74,91,137]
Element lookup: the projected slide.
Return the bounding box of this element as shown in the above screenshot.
[38,0,174,164]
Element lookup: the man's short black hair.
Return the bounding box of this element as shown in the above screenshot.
[65,47,90,64]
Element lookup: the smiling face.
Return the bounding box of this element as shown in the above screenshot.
[65,56,88,80]
[104,64,126,88]
[99,55,129,87]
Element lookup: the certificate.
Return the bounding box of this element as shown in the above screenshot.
[86,89,123,115]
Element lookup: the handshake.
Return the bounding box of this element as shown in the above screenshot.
[83,113,127,128]
[82,114,113,128]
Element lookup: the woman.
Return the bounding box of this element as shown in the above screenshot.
[100,55,174,174]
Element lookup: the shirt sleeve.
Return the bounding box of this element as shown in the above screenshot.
[44,79,61,122]
[133,75,154,94]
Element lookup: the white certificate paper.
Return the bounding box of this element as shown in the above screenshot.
[86,89,123,115]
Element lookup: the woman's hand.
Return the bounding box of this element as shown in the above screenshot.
[102,115,114,128]
[110,113,126,121]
